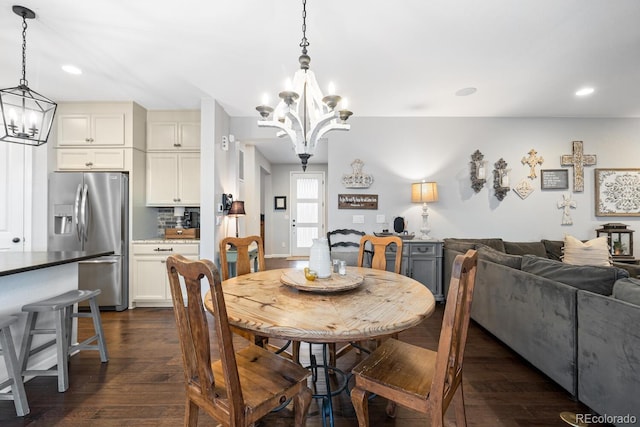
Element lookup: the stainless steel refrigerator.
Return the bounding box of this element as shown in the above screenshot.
[48,172,129,311]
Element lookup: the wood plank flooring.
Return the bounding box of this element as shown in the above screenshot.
[0,258,608,426]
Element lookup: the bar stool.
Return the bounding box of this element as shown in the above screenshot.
[19,289,108,393]
[0,316,29,416]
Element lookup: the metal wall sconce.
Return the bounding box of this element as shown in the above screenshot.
[222,194,233,213]
[470,150,487,192]
[493,158,510,201]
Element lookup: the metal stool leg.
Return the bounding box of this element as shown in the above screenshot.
[0,322,30,416]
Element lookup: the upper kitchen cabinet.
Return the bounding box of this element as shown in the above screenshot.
[146,152,200,206]
[146,110,200,151]
[54,102,146,171]
[58,114,125,146]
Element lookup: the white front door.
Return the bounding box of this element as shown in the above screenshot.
[290,172,325,256]
[0,143,25,251]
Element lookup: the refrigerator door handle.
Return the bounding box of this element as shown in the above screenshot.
[80,184,89,242]
[74,183,83,242]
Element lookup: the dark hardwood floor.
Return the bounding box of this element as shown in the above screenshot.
[0,258,607,426]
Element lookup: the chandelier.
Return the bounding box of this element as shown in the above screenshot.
[256,0,353,171]
[0,5,57,147]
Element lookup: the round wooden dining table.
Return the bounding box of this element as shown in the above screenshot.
[203,266,435,427]
[203,266,436,345]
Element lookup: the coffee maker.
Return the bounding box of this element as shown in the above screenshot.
[185,211,200,229]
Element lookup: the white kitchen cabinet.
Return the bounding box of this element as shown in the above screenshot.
[57,113,125,146]
[56,148,126,170]
[146,110,200,151]
[146,152,200,206]
[131,242,199,307]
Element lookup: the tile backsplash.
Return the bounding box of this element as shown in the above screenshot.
[156,207,200,237]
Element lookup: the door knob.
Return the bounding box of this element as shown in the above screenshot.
[12,237,20,243]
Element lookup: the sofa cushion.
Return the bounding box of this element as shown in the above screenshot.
[562,235,611,267]
[504,241,548,257]
[444,238,505,253]
[612,277,640,305]
[542,239,564,261]
[477,244,522,269]
[521,255,628,295]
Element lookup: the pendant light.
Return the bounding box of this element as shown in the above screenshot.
[0,5,57,147]
[256,0,353,171]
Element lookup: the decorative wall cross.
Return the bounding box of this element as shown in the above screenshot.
[557,193,577,225]
[521,148,544,179]
[561,141,597,192]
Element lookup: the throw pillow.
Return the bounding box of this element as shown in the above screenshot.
[521,255,628,295]
[542,239,564,261]
[504,241,547,257]
[612,277,640,306]
[562,235,611,267]
[444,238,506,253]
[476,244,522,269]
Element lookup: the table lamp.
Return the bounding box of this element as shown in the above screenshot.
[411,181,438,240]
[228,201,246,237]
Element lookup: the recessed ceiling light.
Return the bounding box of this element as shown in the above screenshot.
[455,87,477,96]
[575,87,594,97]
[61,64,82,75]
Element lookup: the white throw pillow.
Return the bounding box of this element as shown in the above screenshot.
[562,235,612,267]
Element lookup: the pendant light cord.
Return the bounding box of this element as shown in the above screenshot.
[299,0,309,55]
[20,12,28,87]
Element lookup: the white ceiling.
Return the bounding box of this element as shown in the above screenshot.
[1,0,639,163]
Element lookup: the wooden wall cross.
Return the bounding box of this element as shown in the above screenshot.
[521,149,544,179]
[560,141,597,192]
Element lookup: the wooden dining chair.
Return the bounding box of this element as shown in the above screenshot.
[350,249,478,427]
[358,234,403,273]
[219,235,266,281]
[166,254,312,427]
[330,235,404,365]
[219,236,300,362]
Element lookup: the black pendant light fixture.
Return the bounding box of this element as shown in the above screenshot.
[0,5,57,146]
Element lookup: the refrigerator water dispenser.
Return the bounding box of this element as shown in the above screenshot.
[53,204,74,235]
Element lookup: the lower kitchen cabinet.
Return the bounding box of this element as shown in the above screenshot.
[131,242,199,307]
[386,240,444,301]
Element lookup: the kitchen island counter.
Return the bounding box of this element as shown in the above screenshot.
[0,251,113,277]
[0,250,111,386]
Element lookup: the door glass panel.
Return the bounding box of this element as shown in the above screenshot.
[297,202,318,223]
[296,227,318,248]
[297,178,319,199]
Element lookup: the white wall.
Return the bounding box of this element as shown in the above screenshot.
[326,117,640,241]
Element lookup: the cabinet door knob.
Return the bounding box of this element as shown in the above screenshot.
[85,162,93,167]
[174,143,181,147]
[85,138,91,142]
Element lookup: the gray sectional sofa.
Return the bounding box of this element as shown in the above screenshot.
[444,238,640,426]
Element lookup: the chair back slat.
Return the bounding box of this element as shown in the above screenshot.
[166,255,244,423]
[429,249,478,416]
[358,235,403,274]
[219,235,267,280]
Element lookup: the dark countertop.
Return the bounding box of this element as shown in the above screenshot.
[0,251,114,277]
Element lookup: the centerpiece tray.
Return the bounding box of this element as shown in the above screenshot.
[280,270,364,293]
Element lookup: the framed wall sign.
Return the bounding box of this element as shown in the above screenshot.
[595,168,640,217]
[540,169,569,190]
[274,196,287,210]
[338,194,378,210]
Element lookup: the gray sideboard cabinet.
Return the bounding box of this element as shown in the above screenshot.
[385,240,444,301]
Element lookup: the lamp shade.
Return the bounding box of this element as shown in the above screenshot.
[228,201,246,216]
[411,182,438,203]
